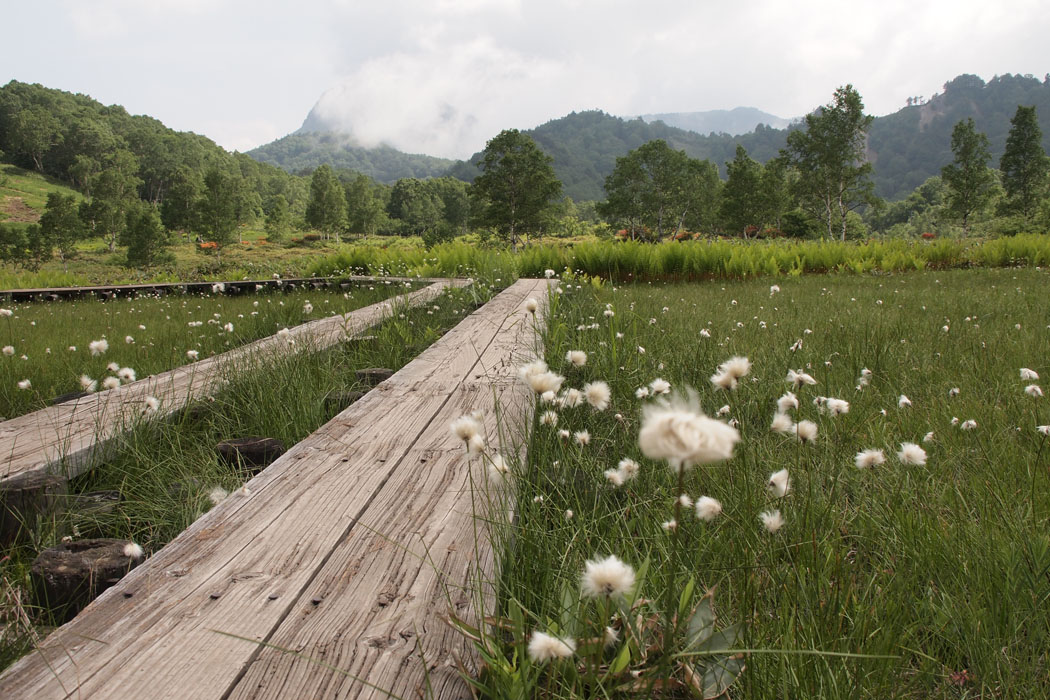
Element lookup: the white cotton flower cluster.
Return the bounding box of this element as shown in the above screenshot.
[814,396,850,416]
[603,457,640,486]
[565,350,587,367]
[519,360,565,395]
[710,356,751,391]
[786,369,817,388]
[450,413,486,455]
[638,389,739,472]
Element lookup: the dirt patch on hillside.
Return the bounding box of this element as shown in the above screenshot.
[0,196,39,223]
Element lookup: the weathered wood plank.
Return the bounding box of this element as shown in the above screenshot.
[0,279,550,699]
[0,279,465,486]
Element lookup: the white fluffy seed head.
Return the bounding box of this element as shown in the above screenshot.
[524,298,539,314]
[786,369,817,387]
[581,554,636,598]
[584,381,611,411]
[450,415,482,442]
[760,510,785,533]
[898,395,912,408]
[617,458,640,479]
[768,469,791,498]
[897,442,927,465]
[565,350,587,367]
[1020,368,1039,381]
[776,391,799,413]
[649,378,671,395]
[1025,384,1043,397]
[694,496,722,522]
[854,449,886,469]
[527,631,576,662]
[794,420,818,443]
[123,542,144,560]
[638,390,740,471]
[770,413,794,433]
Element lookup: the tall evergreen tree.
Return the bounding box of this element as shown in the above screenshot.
[721,145,763,237]
[999,105,1050,223]
[941,118,996,234]
[122,202,171,269]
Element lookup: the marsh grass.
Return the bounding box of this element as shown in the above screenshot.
[489,267,1050,698]
[0,283,491,671]
[0,280,420,419]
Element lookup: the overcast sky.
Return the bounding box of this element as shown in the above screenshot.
[3,0,1047,159]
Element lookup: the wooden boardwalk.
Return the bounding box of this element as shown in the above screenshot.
[1,275,430,302]
[0,279,467,487]
[0,278,550,699]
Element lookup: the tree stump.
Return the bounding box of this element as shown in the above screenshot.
[31,539,144,622]
[1,472,68,546]
[216,437,286,473]
[355,367,394,386]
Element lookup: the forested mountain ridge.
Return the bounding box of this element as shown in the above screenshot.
[637,107,791,135]
[246,132,455,183]
[449,74,1050,202]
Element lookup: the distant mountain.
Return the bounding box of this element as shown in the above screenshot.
[637,107,791,135]
[246,131,454,183]
[249,73,1050,202]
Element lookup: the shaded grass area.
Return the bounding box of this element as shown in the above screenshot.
[0,280,419,419]
[0,281,493,671]
[493,267,1050,698]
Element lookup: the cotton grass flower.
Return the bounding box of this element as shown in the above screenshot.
[786,369,817,387]
[854,449,886,469]
[581,554,635,599]
[604,468,625,486]
[117,367,136,383]
[897,442,927,465]
[488,454,510,482]
[524,298,538,314]
[450,415,482,442]
[17,379,31,390]
[1020,368,1040,381]
[635,386,650,399]
[223,322,234,333]
[211,283,225,294]
[776,391,799,413]
[207,486,229,505]
[1025,384,1043,397]
[695,496,722,522]
[527,631,575,663]
[1038,425,1050,436]
[948,387,960,397]
[125,335,134,344]
[770,413,794,433]
[574,430,591,446]
[923,432,936,443]
[144,396,160,413]
[898,395,912,408]
[2,346,13,356]
[638,389,740,472]
[617,458,640,479]
[960,419,977,430]
[540,410,558,427]
[822,398,850,416]
[186,350,199,360]
[759,510,785,534]
[710,356,751,391]
[0,308,11,317]
[89,339,109,356]
[123,542,144,560]
[793,420,818,443]
[107,362,120,372]
[79,375,97,392]
[768,469,791,497]
[467,434,486,455]
[561,388,583,408]
[583,381,611,410]
[649,378,671,395]
[102,376,121,390]
[565,350,587,367]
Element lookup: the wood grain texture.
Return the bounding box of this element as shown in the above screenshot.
[0,280,466,487]
[0,278,551,699]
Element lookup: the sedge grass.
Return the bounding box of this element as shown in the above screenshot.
[490,267,1050,698]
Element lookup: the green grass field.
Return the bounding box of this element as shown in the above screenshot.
[477,267,1050,698]
[0,281,418,419]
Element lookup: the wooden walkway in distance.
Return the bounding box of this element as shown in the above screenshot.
[0,278,550,699]
[0,275,430,302]
[0,279,467,487]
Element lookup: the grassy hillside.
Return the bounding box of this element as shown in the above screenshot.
[0,164,84,225]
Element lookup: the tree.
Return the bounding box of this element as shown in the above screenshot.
[8,105,62,172]
[782,85,874,240]
[39,192,84,269]
[599,140,719,239]
[387,178,445,238]
[264,194,291,244]
[122,203,171,269]
[344,174,388,237]
[471,129,562,248]
[81,149,142,252]
[941,118,996,234]
[720,145,763,237]
[161,165,203,233]
[191,166,244,259]
[999,105,1050,223]
[304,164,346,240]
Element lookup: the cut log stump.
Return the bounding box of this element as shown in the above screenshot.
[31,539,144,622]
[0,472,67,546]
[215,437,286,473]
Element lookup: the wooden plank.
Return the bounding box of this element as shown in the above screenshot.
[0,279,467,486]
[0,279,550,699]
[0,275,441,301]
